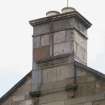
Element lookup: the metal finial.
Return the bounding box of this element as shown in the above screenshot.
[67,0,69,7]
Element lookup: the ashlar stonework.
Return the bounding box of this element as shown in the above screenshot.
[0,7,105,105]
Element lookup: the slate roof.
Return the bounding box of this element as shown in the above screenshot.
[0,61,105,104]
[75,61,105,79]
[0,71,32,103]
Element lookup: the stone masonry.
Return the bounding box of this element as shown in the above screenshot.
[1,7,105,105]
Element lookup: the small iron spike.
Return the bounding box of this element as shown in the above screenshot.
[67,0,69,7]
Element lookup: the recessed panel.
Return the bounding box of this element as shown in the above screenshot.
[42,65,73,83]
[41,35,49,46]
[33,36,41,48]
[33,46,50,62]
[43,68,57,83]
[56,65,73,81]
[54,31,66,44]
[54,42,70,56]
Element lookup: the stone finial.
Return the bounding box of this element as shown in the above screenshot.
[61,7,76,13]
[46,11,60,17]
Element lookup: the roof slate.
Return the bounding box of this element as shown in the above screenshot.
[0,71,32,103]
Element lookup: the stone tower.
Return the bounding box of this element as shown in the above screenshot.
[2,6,105,105]
[30,7,91,96]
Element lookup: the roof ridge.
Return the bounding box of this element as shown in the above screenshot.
[74,61,105,79]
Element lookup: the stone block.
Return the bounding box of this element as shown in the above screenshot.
[33,36,40,48]
[25,100,33,105]
[43,67,57,83]
[47,68,57,82]
[78,82,96,96]
[13,78,32,96]
[42,64,74,84]
[39,92,67,104]
[54,31,66,44]
[33,46,50,62]
[76,45,86,63]
[12,96,25,102]
[65,93,105,105]
[19,101,25,105]
[17,100,32,105]
[87,76,95,82]
[74,30,87,48]
[41,80,67,94]
[84,102,92,105]
[41,101,64,105]
[93,100,105,105]
[32,70,41,91]
[77,76,87,83]
[66,30,74,42]
[53,18,74,31]
[54,42,71,56]
[77,69,86,77]
[73,29,87,63]
[56,65,74,80]
[43,70,48,83]
[41,35,49,46]
[34,23,50,35]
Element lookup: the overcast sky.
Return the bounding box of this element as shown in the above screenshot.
[0,0,105,97]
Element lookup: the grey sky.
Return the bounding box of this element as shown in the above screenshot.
[0,0,105,97]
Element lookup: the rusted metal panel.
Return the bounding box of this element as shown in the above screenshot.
[33,46,50,62]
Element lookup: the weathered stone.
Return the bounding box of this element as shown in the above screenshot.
[87,76,95,82]
[77,69,86,76]
[65,93,105,105]
[2,6,105,105]
[84,102,92,105]
[54,42,71,56]
[33,36,41,48]
[33,46,50,62]
[42,64,74,83]
[93,100,105,105]
[12,96,25,102]
[54,31,66,44]
[41,79,67,94]
[33,23,50,35]
[39,92,67,104]
[41,101,64,105]
[53,19,74,32]
[25,100,33,105]
[73,29,87,64]
[41,35,49,46]
[46,68,57,82]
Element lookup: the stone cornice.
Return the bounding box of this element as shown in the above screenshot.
[29,11,92,29]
